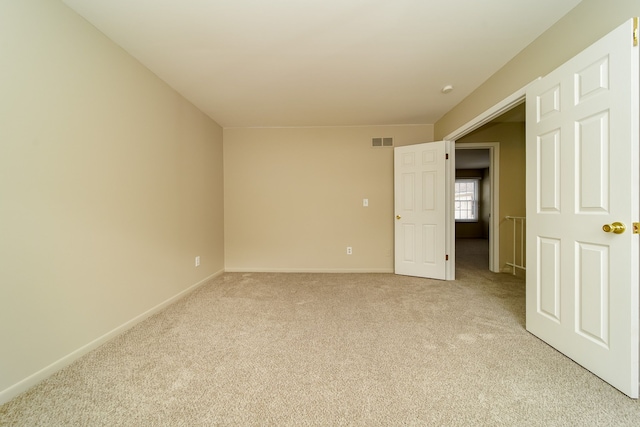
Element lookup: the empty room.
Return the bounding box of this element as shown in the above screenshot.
[2,0,640,425]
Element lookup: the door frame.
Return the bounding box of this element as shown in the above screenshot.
[454,143,500,273]
[443,81,536,275]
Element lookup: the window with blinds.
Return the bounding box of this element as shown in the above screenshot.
[454,178,479,222]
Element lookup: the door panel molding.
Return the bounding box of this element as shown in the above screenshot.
[394,141,448,280]
[526,18,639,398]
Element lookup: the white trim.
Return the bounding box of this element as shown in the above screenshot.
[445,141,455,280]
[0,270,224,405]
[443,81,537,141]
[442,80,538,276]
[224,268,394,273]
[223,123,431,130]
[455,142,501,273]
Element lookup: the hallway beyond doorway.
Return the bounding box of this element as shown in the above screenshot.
[456,238,489,272]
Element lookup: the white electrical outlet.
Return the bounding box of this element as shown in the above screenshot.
[195,256,200,267]
[347,247,352,255]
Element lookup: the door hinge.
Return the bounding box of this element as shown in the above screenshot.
[633,222,640,234]
[446,254,449,261]
[445,153,449,160]
[634,17,638,47]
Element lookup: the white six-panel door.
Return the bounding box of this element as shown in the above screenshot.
[526,19,639,397]
[394,141,447,280]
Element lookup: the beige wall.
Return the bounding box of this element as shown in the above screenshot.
[0,0,224,401]
[224,125,434,272]
[458,123,526,273]
[435,0,640,139]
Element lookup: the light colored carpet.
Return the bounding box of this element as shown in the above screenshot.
[2,240,640,425]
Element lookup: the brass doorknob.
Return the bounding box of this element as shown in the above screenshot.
[603,222,626,234]
[396,215,401,220]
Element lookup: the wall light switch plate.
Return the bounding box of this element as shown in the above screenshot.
[363,199,369,207]
[195,256,200,267]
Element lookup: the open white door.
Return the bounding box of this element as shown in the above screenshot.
[526,19,639,397]
[394,141,449,280]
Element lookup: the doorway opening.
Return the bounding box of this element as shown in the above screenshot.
[445,88,527,278]
[455,148,492,272]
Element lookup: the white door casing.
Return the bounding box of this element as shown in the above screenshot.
[455,142,501,273]
[526,19,639,397]
[394,141,449,280]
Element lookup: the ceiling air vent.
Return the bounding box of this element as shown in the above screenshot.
[372,137,393,148]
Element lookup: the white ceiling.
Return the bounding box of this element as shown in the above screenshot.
[61,0,581,128]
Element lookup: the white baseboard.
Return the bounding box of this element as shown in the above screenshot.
[224,268,394,273]
[0,269,224,406]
